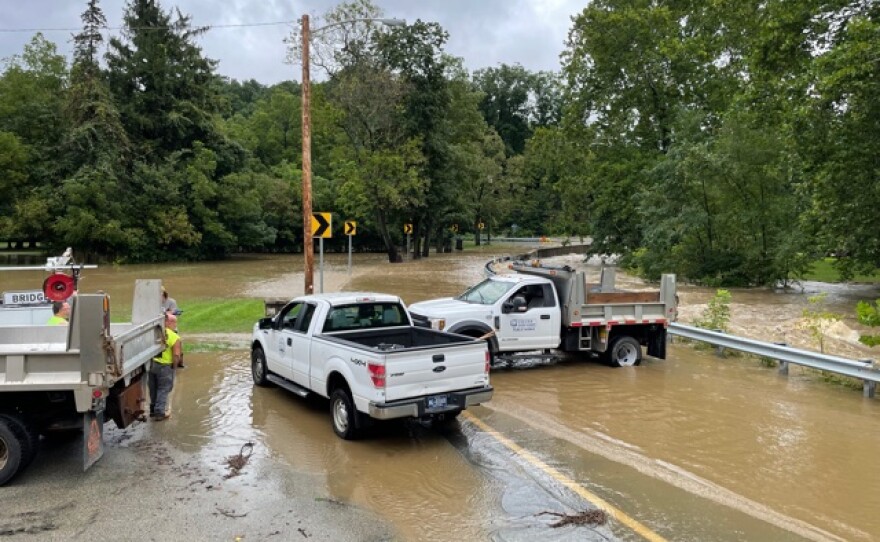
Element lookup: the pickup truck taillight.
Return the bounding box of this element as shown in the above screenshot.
[368,362,386,388]
[485,351,491,373]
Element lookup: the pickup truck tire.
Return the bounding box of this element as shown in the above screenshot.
[330,389,363,440]
[251,346,271,387]
[0,414,38,469]
[0,418,24,486]
[607,336,642,367]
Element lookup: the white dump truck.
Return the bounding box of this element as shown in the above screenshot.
[251,292,493,439]
[408,262,677,367]
[1,254,164,485]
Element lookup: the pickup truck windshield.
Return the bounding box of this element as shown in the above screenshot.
[456,278,515,305]
[323,302,407,332]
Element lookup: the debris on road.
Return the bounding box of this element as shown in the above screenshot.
[538,508,608,528]
[224,442,254,479]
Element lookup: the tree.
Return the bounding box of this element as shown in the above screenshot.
[796,5,880,279]
[0,34,68,245]
[106,0,220,160]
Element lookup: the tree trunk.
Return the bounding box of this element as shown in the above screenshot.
[377,210,401,263]
[412,222,422,260]
[421,216,432,257]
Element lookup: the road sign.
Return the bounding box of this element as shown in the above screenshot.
[311,212,332,238]
[478,222,485,230]
[451,224,459,233]
[344,220,356,236]
[403,223,413,235]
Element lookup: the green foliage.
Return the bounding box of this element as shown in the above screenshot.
[856,299,880,347]
[801,293,842,353]
[694,289,733,333]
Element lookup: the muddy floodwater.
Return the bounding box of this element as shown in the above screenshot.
[2,248,879,541]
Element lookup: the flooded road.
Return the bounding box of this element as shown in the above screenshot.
[3,248,879,540]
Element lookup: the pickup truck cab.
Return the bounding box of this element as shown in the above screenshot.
[408,262,676,367]
[250,292,492,439]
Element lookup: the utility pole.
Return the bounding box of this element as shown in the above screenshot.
[301,14,314,295]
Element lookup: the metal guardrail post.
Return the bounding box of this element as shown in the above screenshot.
[865,380,876,399]
[775,342,789,375]
[713,329,725,357]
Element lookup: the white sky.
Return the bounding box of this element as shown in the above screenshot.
[0,0,588,84]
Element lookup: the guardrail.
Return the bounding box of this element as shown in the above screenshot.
[668,323,879,398]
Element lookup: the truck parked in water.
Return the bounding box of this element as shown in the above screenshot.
[251,292,493,439]
[408,262,677,367]
[0,262,164,485]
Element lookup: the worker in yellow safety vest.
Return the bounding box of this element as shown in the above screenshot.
[148,312,182,421]
[47,301,70,325]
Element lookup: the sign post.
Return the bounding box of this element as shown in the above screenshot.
[311,212,332,293]
[404,223,413,259]
[344,220,356,276]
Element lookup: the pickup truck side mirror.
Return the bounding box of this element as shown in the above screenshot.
[503,295,528,314]
[258,317,274,330]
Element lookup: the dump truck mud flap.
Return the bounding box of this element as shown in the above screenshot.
[647,329,667,359]
[83,410,104,471]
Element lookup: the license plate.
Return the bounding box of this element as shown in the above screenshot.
[427,394,448,410]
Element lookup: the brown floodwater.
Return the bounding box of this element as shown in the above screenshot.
[2,248,879,541]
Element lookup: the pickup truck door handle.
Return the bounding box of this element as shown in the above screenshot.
[540,315,551,320]
[432,354,445,363]
[287,338,292,346]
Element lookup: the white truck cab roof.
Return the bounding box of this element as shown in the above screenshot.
[296,292,403,306]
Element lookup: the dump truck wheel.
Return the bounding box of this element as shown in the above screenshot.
[0,418,24,486]
[0,414,38,469]
[607,336,642,367]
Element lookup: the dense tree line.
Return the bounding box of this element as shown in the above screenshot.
[0,0,876,285]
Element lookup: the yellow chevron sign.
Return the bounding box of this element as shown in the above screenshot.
[344,221,356,235]
[403,223,413,235]
[311,212,332,238]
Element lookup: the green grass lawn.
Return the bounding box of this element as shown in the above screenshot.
[175,298,265,334]
[800,258,880,284]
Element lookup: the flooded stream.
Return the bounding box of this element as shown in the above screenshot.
[2,247,879,540]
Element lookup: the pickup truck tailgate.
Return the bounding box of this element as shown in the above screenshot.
[384,343,487,402]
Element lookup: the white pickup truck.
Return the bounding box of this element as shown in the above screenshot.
[408,262,677,367]
[250,292,493,439]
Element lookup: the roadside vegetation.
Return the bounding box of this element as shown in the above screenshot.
[1,0,878,288]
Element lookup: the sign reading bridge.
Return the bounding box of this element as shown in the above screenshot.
[3,290,49,305]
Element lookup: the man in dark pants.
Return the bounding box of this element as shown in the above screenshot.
[149,313,182,421]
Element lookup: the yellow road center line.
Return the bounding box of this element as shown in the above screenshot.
[463,411,668,542]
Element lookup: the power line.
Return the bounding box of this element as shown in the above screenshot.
[0,20,297,33]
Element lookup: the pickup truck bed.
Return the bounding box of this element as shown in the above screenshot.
[323,327,476,351]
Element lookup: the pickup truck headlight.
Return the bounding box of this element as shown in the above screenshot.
[432,318,446,331]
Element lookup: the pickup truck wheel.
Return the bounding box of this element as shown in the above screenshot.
[330,389,362,440]
[251,346,270,387]
[0,414,38,468]
[0,419,24,486]
[607,336,642,367]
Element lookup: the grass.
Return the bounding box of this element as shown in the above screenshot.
[800,258,880,283]
[176,298,265,334]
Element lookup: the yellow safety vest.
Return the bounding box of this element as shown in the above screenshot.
[47,315,67,325]
[154,329,180,365]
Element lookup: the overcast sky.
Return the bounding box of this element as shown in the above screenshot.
[1,0,586,84]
